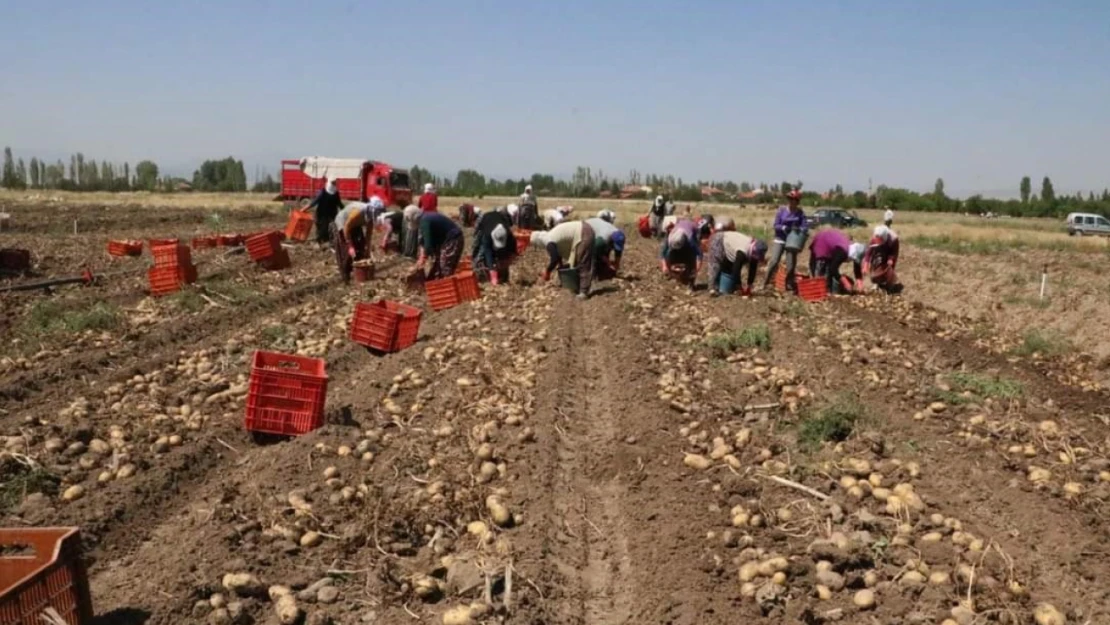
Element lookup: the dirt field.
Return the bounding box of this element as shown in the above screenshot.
[2,197,1108,625]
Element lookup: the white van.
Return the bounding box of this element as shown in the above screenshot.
[1066,213,1110,236]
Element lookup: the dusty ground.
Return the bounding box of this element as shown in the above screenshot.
[2,199,1109,625]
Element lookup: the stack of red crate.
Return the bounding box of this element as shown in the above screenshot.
[246,231,289,270]
[148,243,197,296]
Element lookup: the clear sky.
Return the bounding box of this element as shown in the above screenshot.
[2,0,1108,197]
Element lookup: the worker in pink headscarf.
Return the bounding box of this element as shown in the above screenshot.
[660,218,702,291]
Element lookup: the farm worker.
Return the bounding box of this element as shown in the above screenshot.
[520,184,537,206]
[597,209,616,223]
[585,216,626,273]
[377,208,404,252]
[418,183,439,214]
[543,207,566,230]
[331,197,383,283]
[883,208,894,227]
[506,203,520,227]
[649,195,666,238]
[401,204,422,259]
[417,211,464,280]
[471,209,517,276]
[706,228,768,297]
[864,225,903,294]
[536,220,598,299]
[458,203,477,227]
[808,229,864,295]
[761,189,808,293]
[308,177,343,246]
[556,205,575,217]
[660,218,703,291]
[696,214,716,240]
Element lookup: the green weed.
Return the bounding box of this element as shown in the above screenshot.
[167,290,207,313]
[261,324,290,346]
[21,301,120,336]
[948,372,1024,400]
[703,324,771,355]
[0,457,59,514]
[797,395,865,451]
[1012,329,1073,358]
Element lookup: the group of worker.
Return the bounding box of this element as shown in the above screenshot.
[653,191,903,296]
[301,176,902,298]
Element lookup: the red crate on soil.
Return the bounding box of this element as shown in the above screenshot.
[148,238,179,248]
[797,277,828,302]
[455,271,481,302]
[150,243,191,268]
[349,300,423,353]
[513,229,532,255]
[245,350,328,437]
[425,276,460,311]
[260,249,291,271]
[0,527,94,625]
[218,234,244,247]
[457,257,472,273]
[284,210,314,242]
[107,240,143,257]
[148,264,197,296]
[246,231,283,262]
[192,236,218,249]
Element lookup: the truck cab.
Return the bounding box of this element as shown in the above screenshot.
[365,163,412,208]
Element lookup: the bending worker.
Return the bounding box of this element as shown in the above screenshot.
[472,208,517,280]
[706,217,768,297]
[660,217,702,291]
[377,207,404,253]
[417,210,464,280]
[808,228,864,294]
[308,177,343,246]
[585,215,626,276]
[331,197,384,283]
[865,225,902,294]
[535,220,598,299]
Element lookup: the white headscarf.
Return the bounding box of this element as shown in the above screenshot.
[848,242,866,263]
[597,209,615,223]
[883,209,894,224]
[325,178,337,195]
[491,224,509,250]
[369,196,384,211]
[667,228,688,250]
[654,195,664,206]
[525,185,533,193]
[403,204,422,222]
[507,203,519,216]
[715,217,735,231]
[424,183,435,194]
[873,225,892,241]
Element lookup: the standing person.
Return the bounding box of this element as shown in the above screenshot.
[331,197,383,283]
[585,216,626,275]
[705,218,768,297]
[471,208,517,279]
[519,186,540,229]
[535,220,597,299]
[660,218,702,291]
[761,189,809,293]
[401,204,422,259]
[308,177,343,247]
[883,207,894,227]
[458,203,476,227]
[520,184,537,207]
[418,183,438,214]
[417,211,464,280]
[864,225,902,294]
[649,195,666,238]
[808,228,864,294]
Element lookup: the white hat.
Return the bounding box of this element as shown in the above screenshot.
[873,225,891,241]
[525,185,533,192]
[883,209,894,223]
[424,183,435,193]
[369,196,384,211]
[848,242,866,263]
[597,209,615,223]
[325,179,337,195]
[491,224,508,250]
[507,203,519,215]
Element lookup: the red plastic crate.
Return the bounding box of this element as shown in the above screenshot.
[150,243,191,269]
[260,249,291,271]
[218,234,244,247]
[797,277,828,302]
[513,229,532,255]
[147,238,179,248]
[0,527,94,625]
[148,264,197,296]
[425,276,460,311]
[192,236,218,249]
[349,300,423,353]
[246,231,283,262]
[457,257,473,273]
[284,210,314,242]
[245,351,328,437]
[107,240,143,257]
[455,271,482,303]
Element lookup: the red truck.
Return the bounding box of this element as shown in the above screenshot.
[278,157,413,208]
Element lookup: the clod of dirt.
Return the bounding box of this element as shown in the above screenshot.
[815,570,845,591]
[316,586,339,604]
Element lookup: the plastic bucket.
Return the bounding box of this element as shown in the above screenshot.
[353,261,375,283]
[558,268,580,293]
[785,231,807,252]
[718,273,737,294]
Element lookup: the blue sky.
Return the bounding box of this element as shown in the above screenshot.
[2,0,1108,197]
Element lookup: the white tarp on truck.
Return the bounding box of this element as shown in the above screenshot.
[298,157,366,181]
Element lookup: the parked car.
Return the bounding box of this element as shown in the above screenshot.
[1066,212,1110,236]
[807,208,868,229]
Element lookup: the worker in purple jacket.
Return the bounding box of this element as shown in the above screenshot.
[660,218,703,291]
[808,228,864,294]
[761,189,808,292]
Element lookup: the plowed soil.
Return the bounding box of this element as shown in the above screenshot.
[3,201,1108,625]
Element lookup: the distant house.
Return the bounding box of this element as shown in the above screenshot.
[619,184,651,199]
[598,190,613,198]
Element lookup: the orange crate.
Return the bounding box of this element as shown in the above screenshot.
[457,257,473,273]
[107,240,143,257]
[797,277,828,302]
[349,300,422,353]
[260,249,291,271]
[284,210,314,242]
[513,229,532,255]
[147,238,178,248]
[150,243,191,269]
[455,271,481,302]
[191,236,218,249]
[425,276,460,311]
[217,234,243,247]
[245,351,328,437]
[148,264,197,296]
[246,231,283,262]
[0,527,94,625]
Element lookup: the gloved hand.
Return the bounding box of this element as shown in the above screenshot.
[347,246,356,259]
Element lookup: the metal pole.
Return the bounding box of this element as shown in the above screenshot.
[1039,263,1047,300]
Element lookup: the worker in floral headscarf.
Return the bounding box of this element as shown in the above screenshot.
[705,217,767,297]
[401,204,422,259]
[865,225,902,294]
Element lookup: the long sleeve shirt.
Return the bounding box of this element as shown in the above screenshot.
[418,192,438,213]
[809,229,851,261]
[863,236,900,270]
[706,231,757,289]
[585,217,622,260]
[309,189,343,217]
[473,212,517,269]
[660,219,703,260]
[772,206,808,241]
[419,211,462,256]
[334,202,369,240]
